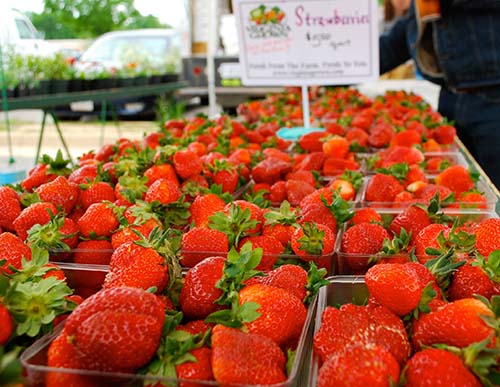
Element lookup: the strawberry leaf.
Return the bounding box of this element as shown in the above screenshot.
[304,262,329,305]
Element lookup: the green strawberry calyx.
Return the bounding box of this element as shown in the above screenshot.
[304,262,329,305]
[264,201,298,227]
[26,212,75,252]
[297,222,325,256]
[208,204,258,248]
[320,191,354,226]
[472,250,500,284]
[423,248,465,293]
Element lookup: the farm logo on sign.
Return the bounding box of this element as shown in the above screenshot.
[247,5,291,38]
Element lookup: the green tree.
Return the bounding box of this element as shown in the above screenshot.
[31,0,168,39]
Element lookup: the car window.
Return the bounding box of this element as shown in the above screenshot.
[15,19,37,39]
[82,35,174,65]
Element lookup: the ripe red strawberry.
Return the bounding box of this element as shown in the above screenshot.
[13,202,58,240]
[0,186,21,232]
[46,331,98,386]
[412,298,494,350]
[238,283,307,347]
[322,135,349,158]
[175,347,214,386]
[300,203,338,234]
[322,157,360,176]
[144,163,179,186]
[298,131,326,152]
[0,232,32,273]
[22,151,71,192]
[63,287,165,373]
[431,124,457,145]
[189,193,226,227]
[458,191,488,209]
[224,200,264,235]
[179,256,227,320]
[78,202,120,238]
[68,164,98,184]
[317,345,400,387]
[80,181,116,210]
[448,256,500,301]
[73,240,113,265]
[366,263,424,316]
[111,217,161,250]
[435,165,474,195]
[104,241,168,292]
[0,302,13,345]
[269,181,287,203]
[368,122,394,148]
[349,208,382,226]
[285,179,316,206]
[415,183,453,203]
[177,320,213,336]
[251,157,292,185]
[380,146,424,167]
[389,205,431,245]
[238,235,284,271]
[313,303,410,365]
[390,129,421,147]
[415,223,451,262]
[36,176,80,215]
[340,223,390,272]
[173,149,203,180]
[291,223,335,260]
[145,178,181,204]
[328,178,356,201]
[180,227,229,267]
[404,348,481,387]
[293,152,325,172]
[211,325,286,385]
[245,264,308,301]
[475,218,500,257]
[365,174,404,203]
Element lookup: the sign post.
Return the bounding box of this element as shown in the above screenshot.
[232,0,379,139]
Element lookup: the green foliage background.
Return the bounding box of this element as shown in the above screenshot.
[29,0,169,39]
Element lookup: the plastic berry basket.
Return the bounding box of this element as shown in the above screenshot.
[307,276,367,387]
[57,262,109,299]
[333,208,498,276]
[20,293,318,387]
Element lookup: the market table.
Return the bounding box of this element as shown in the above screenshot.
[0,81,187,165]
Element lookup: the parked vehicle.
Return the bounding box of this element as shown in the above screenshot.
[53,29,181,120]
[0,7,56,57]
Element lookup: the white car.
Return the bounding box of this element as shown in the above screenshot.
[0,7,56,57]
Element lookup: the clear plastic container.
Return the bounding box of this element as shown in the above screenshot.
[359,175,498,210]
[333,209,498,275]
[21,292,318,387]
[308,276,367,387]
[58,262,109,298]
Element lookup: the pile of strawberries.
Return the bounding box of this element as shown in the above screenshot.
[1,86,499,386]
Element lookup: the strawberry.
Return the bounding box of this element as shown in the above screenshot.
[328,178,356,201]
[313,303,410,365]
[300,203,338,234]
[317,345,400,387]
[80,181,116,210]
[415,183,453,203]
[322,135,349,158]
[269,180,287,203]
[144,163,179,187]
[475,218,500,257]
[431,124,456,145]
[458,191,488,209]
[415,223,451,262]
[62,287,165,373]
[13,201,58,240]
[404,348,481,387]
[180,256,227,320]
[211,325,287,385]
[251,157,292,185]
[390,129,421,147]
[368,122,394,148]
[180,227,229,267]
[365,263,425,316]
[0,302,13,345]
[73,240,113,265]
[145,178,181,205]
[379,147,424,167]
[340,223,390,272]
[291,222,335,260]
[0,232,32,273]
[189,193,226,227]
[346,127,369,150]
[22,151,71,192]
[238,283,307,347]
[365,174,404,203]
[448,252,500,301]
[285,179,316,206]
[389,205,431,245]
[293,152,325,172]
[0,186,21,232]
[262,201,297,246]
[104,239,169,293]
[435,165,475,195]
[349,208,382,226]
[245,264,308,301]
[210,160,239,194]
[322,157,360,176]
[68,164,98,185]
[238,235,283,271]
[412,298,494,350]
[77,202,120,238]
[298,131,326,152]
[173,149,203,180]
[35,175,80,215]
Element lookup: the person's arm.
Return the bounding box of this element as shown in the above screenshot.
[379,14,412,74]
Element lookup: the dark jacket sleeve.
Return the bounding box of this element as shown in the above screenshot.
[379,14,412,74]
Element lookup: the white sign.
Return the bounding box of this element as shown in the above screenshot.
[232,0,379,86]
